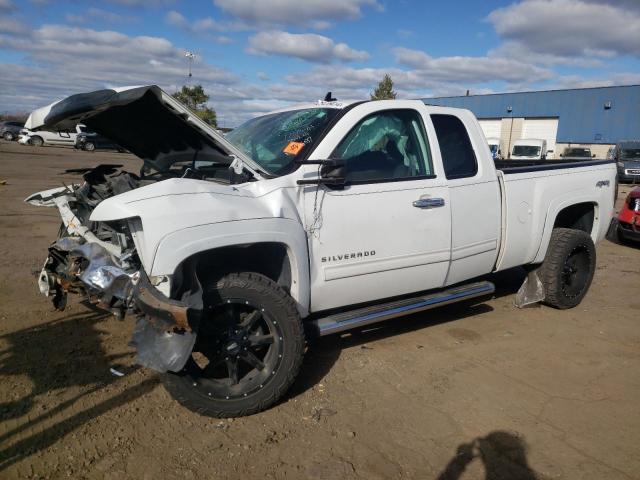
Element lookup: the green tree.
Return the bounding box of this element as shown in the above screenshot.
[370,74,397,100]
[172,85,217,127]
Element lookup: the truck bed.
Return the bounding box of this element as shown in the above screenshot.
[494,158,616,273]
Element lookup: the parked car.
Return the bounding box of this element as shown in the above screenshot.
[25,85,616,417]
[75,131,124,152]
[560,147,595,160]
[1,120,24,141]
[18,124,82,147]
[486,137,502,160]
[616,187,640,243]
[612,140,640,183]
[510,138,547,160]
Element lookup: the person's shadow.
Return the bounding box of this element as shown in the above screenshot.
[437,431,538,480]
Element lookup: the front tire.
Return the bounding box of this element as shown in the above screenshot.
[30,135,43,147]
[3,132,14,141]
[540,228,596,309]
[163,272,305,417]
[83,142,96,151]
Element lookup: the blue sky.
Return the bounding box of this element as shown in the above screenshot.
[0,0,639,126]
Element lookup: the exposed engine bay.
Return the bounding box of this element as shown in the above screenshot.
[27,164,205,372]
[32,165,142,312]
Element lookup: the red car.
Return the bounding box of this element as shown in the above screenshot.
[617,187,640,243]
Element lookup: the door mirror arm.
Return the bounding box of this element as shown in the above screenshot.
[296,158,346,188]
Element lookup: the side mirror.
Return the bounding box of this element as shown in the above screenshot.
[592,154,596,158]
[559,154,564,157]
[297,159,346,187]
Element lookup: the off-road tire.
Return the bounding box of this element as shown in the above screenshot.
[163,272,305,417]
[540,228,596,309]
[30,135,43,147]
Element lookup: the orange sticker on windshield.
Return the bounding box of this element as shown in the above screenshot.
[283,141,305,155]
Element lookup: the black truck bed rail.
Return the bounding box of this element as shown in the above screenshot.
[495,159,614,174]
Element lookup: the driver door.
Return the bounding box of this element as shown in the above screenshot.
[303,105,451,312]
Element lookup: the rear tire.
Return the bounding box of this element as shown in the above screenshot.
[163,272,305,417]
[30,136,43,147]
[3,132,13,141]
[540,228,596,309]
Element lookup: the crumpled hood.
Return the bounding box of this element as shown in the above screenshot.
[91,178,278,224]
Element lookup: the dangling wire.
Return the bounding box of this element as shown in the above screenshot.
[307,164,325,239]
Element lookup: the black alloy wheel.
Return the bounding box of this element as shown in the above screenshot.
[540,228,596,309]
[186,298,284,400]
[163,272,305,417]
[560,245,592,299]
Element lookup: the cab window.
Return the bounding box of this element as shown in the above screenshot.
[431,114,478,179]
[332,109,433,183]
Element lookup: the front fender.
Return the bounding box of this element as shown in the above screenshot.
[151,218,310,316]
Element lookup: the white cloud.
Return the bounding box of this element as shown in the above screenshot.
[393,47,553,84]
[247,31,369,63]
[66,8,136,25]
[105,0,174,6]
[0,0,15,13]
[0,25,237,112]
[554,72,640,89]
[164,10,247,41]
[214,0,380,26]
[487,0,640,59]
[0,15,28,35]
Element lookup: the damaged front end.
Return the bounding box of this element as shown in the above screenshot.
[27,165,202,373]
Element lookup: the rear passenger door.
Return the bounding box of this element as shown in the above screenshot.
[430,111,501,285]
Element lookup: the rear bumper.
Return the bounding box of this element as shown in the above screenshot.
[618,175,640,184]
[618,167,640,183]
[618,221,640,242]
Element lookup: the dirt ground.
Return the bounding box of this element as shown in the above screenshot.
[0,140,639,480]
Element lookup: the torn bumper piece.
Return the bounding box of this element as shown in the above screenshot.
[41,237,203,374]
[131,273,202,373]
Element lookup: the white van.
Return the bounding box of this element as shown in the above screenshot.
[510,138,547,160]
[486,137,502,160]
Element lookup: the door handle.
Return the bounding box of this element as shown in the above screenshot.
[413,197,445,209]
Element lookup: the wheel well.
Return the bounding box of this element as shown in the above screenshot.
[553,202,595,234]
[171,243,293,297]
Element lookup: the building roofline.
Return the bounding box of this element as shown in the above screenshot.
[425,84,640,100]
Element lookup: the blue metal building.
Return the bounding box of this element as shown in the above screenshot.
[424,85,640,151]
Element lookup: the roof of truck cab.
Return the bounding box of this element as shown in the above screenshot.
[266,100,360,114]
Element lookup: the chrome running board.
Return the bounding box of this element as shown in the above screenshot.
[311,281,495,336]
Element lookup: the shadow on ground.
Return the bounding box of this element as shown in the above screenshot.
[0,306,159,471]
[289,267,526,400]
[437,430,538,480]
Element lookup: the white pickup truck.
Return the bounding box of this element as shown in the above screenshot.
[26,86,617,417]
